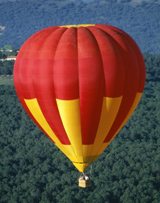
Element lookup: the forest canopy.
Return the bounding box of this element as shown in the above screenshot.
[0,54,160,202]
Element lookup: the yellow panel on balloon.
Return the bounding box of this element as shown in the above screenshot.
[81,93,142,163]
[24,93,142,172]
[82,96,122,162]
[24,98,77,163]
[107,92,143,144]
[56,99,83,162]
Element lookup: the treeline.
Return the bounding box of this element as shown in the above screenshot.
[0,46,16,75]
[0,45,17,58]
[0,54,160,202]
[0,60,14,75]
[0,51,160,79]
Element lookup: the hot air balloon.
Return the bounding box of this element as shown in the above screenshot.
[14,24,145,187]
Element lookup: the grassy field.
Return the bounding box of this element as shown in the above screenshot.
[0,76,13,86]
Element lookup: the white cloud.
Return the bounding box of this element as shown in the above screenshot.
[0,25,5,32]
[0,25,5,35]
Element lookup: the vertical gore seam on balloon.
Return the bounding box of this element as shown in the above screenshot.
[105,36,127,142]
[120,30,140,93]
[50,27,74,144]
[31,28,68,144]
[99,27,127,143]
[49,28,71,144]
[104,28,138,143]
[87,27,123,152]
[76,28,84,162]
[81,27,104,145]
[121,31,144,92]
[94,26,128,96]
[86,27,107,142]
[53,28,78,157]
[87,27,106,96]
[16,31,52,97]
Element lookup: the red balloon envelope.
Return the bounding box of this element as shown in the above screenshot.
[14,24,145,172]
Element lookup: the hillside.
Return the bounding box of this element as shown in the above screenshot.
[0,0,160,53]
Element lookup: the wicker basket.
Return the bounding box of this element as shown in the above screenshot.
[78,175,90,188]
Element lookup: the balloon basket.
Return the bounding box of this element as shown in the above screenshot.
[78,174,90,188]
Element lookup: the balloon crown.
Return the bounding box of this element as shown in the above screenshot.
[60,24,95,28]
